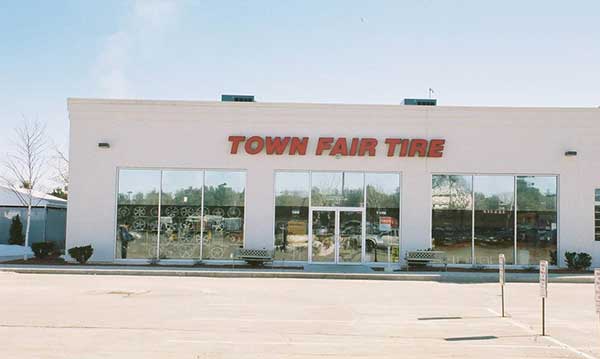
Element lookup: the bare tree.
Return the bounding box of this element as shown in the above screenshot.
[1,119,48,259]
[51,144,69,195]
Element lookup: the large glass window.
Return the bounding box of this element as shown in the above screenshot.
[159,171,203,259]
[202,171,246,260]
[274,172,309,261]
[431,174,559,266]
[311,172,364,207]
[116,170,160,259]
[432,175,473,264]
[474,176,515,265]
[517,176,557,265]
[274,171,400,264]
[365,173,400,263]
[116,169,245,261]
[311,172,342,206]
[341,172,364,207]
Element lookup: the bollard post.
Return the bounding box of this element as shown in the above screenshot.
[539,260,548,336]
[499,254,505,317]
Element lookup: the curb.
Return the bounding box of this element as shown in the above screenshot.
[0,267,440,281]
[0,266,594,283]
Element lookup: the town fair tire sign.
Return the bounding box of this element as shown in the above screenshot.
[228,136,446,158]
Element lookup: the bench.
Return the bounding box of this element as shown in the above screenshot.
[405,250,448,271]
[234,248,274,266]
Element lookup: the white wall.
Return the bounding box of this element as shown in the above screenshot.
[66,99,600,266]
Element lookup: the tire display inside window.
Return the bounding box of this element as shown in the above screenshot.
[115,169,245,260]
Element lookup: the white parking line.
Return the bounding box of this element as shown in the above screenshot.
[191,318,353,323]
[486,308,597,359]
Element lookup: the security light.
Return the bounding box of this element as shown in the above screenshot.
[564,150,577,156]
[98,142,110,149]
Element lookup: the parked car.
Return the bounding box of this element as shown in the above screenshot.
[366,229,399,250]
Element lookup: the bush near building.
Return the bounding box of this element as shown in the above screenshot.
[564,252,592,271]
[31,242,59,259]
[68,245,94,264]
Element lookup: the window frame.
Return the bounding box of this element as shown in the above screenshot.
[113,166,247,263]
[430,172,560,267]
[272,170,402,264]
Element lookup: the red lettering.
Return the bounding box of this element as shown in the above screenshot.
[330,138,348,156]
[358,138,378,156]
[408,139,428,157]
[316,137,334,155]
[349,138,359,156]
[228,136,246,154]
[399,139,409,156]
[427,139,445,158]
[265,136,290,155]
[384,138,402,157]
[244,136,264,155]
[289,137,308,155]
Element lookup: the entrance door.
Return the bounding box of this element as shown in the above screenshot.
[310,209,364,263]
[338,211,362,263]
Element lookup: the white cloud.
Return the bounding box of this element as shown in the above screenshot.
[92,0,180,98]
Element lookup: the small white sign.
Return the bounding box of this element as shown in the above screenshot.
[594,269,600,313]
[499,254,505,285]
[540,260,548,298]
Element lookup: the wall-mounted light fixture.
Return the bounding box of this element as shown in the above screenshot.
[98,142,110,149]
[564,150,577,156]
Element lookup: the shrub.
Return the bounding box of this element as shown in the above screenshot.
[9,215,24,245]
[31,242,58,259]
[577,253,592,270]
[68,245,94,264]
[564,251,592,271]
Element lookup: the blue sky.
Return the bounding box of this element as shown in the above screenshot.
[1,0,599,162]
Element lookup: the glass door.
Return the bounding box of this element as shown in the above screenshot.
[338,211,363,263]
[310,208,364,263]
[311,210,336,262]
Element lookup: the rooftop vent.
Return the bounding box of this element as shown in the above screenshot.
[404,98,437,106]
[222,94,255,102]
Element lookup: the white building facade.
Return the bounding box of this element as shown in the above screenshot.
[66,98,600,268]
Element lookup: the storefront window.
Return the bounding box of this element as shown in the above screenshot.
[474,176,515,265]
[116,169,245,261]
[365,173,400,262]
[202,171,246,260]
[432,175,473,264]
[432,174,559,266]
[341,172,364,207]
[274,171,400,264]
[159,171,203,259]
[116,169,160,259]
[311,172,364,207]
[311,172,342,206]
[516,176,557,265]
[274,172,309,261]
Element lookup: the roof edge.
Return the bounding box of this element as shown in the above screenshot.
[67,97,600,112]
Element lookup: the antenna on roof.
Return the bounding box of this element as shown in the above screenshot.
[428,88,435,99]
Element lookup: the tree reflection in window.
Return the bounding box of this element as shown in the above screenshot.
[202,171,245,260]
[516,176,557,265]
[431,175,473,264]
[274,172,309,261]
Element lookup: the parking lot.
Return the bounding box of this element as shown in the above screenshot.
[1,272,598,358]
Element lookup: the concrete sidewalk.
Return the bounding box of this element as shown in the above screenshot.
[0,263,593,283]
